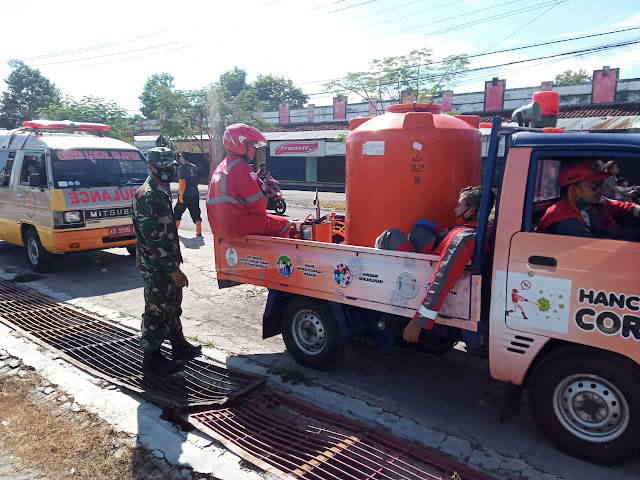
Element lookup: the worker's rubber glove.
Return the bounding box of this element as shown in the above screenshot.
[414,218,437,230]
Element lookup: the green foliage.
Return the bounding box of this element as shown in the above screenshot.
[139,73,175,118]
[220,67,247,96]
[323,48,469,109]
[38,96,129,139]
[155,83,273,169]
[554,68,592,85]
[254,74,309,110]
[0,60,61,129]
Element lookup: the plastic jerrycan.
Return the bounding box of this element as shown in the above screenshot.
[345,103,481,247]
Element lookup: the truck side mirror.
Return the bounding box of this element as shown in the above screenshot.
[28,173,41,188]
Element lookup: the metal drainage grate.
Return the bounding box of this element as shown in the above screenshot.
[0,279,264,409]
[187,389,496,480]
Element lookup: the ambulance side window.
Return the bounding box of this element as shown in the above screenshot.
[20,152,47,185]
[0,151,16,187]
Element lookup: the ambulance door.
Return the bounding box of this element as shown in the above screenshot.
[505,149,640,360]
[14,151,51,229]
[0,150,19,242]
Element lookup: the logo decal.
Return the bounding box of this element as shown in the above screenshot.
[225,248,238,267]
[277,255,293,278]
[275,143,319,155]
[333,263,352,288]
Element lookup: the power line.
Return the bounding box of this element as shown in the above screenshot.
[482,1,565,53]
[408,1,563,40]
[21,42,180,68]
[41,45,197,73]
[292,25,640,88]
[345,0,431,21]
[329,0,378,14]
[1,33,164,64]
[365,0,529,31]
[302,38,640,98]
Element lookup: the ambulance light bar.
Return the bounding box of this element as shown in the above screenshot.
[22,120,111,131]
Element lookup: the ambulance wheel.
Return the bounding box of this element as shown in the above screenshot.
[126,245,137,256]
[24,228,52,273]
[529,346,640,465]
[281,297,343,370]
[274,198,286,215]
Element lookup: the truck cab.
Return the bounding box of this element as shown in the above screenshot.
[0,121,148,272]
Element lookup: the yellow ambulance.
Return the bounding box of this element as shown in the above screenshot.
[0,120,148,272]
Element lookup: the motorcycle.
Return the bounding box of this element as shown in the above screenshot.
[262,176,287,215]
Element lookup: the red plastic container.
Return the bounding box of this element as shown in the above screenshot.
[345,104,481,247]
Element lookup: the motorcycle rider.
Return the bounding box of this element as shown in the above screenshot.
[206,124,291,238]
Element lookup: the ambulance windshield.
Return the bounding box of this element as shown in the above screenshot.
[51,149,149,189]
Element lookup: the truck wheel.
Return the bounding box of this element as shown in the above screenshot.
[529,346,640,465]
[281,297,343,370]
[274,198,286,215]
[24,228,52,273]
[126,245,137,256]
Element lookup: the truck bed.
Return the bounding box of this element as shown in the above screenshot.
[214,235,482,332]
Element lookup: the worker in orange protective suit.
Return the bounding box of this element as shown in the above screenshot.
[205,124,291,238]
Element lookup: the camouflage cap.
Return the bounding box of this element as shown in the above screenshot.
[146,147,177,168]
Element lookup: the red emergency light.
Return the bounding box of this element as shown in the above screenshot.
[22,120,111,131]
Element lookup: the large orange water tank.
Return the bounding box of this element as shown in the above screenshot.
[345,103,481,247]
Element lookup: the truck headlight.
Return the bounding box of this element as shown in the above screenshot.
[64,211,82,223]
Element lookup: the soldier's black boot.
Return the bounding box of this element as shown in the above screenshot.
[142,349,181,374]
[171,337,202,362]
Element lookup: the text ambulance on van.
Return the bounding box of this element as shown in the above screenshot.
[0,120,149,272]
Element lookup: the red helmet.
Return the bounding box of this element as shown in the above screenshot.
[222,123,267,156]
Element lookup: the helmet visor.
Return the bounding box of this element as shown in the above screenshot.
[252,140,267,149]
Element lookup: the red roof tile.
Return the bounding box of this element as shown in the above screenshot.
[269,122,350,132]
[478,103,640,123]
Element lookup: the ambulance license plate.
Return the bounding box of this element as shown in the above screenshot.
[108,225,134,238]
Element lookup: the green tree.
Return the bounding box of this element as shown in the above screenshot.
[0,60,61,129]
[554,68,592,85]
[139,73,175,118]
[219,67,247,96]
[323,48,469,111]
[38,96,130,139]
[155,84,272,174]
[253,74,309,110]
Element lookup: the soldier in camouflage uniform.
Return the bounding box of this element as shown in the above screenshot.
[133,147,202,373]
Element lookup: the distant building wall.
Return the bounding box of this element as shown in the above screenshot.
[261,67,640,125]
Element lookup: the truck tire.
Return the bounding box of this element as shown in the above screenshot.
[281,297,343,370]
[24,227,52,273]
[528,346,640,465]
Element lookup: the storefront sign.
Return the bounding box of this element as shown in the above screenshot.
[325,141,346,156]
[270,140,325,157]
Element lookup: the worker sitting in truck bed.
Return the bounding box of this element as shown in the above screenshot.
[536,159,639,240]
[206,124,291,239]
[375,185,492,342]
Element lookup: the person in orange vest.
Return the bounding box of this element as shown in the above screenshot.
[206,124,291,238]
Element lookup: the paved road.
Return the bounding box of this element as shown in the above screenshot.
[0,197,637,480]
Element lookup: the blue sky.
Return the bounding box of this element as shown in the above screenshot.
[2,0,640,114]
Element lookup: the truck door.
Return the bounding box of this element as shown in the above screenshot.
[14,151,51,229]
[505,150,640,361]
